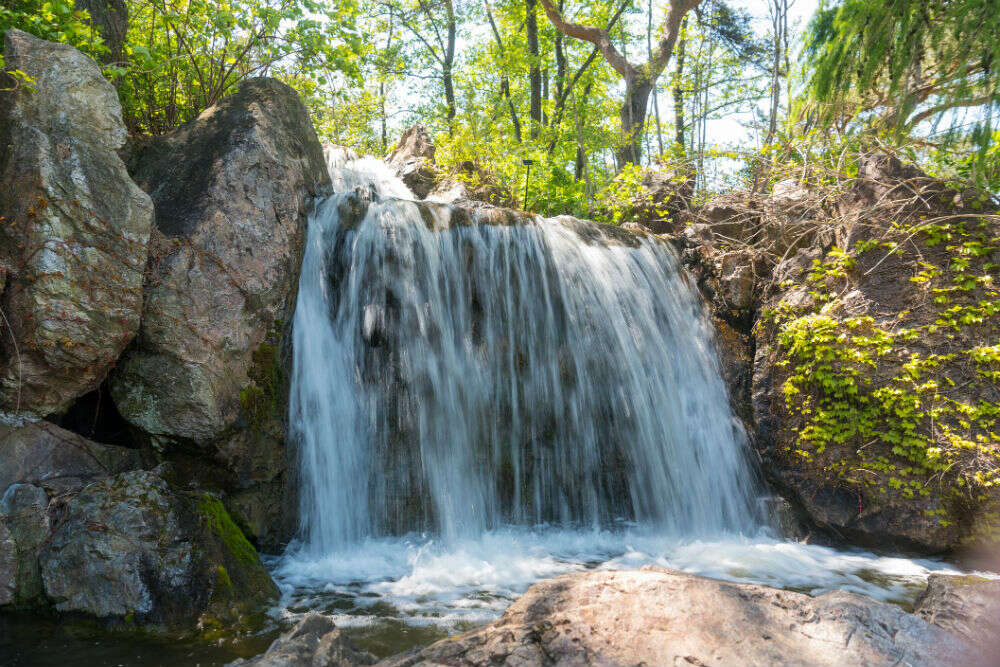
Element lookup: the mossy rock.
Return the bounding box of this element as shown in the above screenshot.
[752,172,1000,553]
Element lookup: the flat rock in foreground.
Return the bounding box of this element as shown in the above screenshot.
[375,568,983,667]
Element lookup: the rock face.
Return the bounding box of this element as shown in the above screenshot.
[384,126,514,206]
[111,77,331,548]
[230,613,375,667]
[376,568,980,667]
[0,420,143,608]
[604,163,694,233]
[0,29,153,420]
[0,419,276,629]
[39,469,277,627]
[750,155,1000,552]
[914,574,1000,648]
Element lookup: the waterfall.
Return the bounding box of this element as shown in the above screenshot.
[290,152,762,556]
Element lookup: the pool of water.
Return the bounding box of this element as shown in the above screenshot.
[0,613,277,667]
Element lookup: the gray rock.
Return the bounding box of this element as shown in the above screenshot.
[0,483,50,605]
[914,574,1000,648]
[39,470,277,626]
[112,77,328,444]
[0,521,15,604]
[0,421,142,495]
[388,124,438,199]
[377,568,981,667]
[40,471,192,618]
[230,613,376,667]
[110,77,330,547]
[0,29,154,419]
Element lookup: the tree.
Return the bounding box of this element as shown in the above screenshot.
[805,0,1000,139]
[538,0,701,166]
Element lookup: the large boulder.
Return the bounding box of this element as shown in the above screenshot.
[751,154,1000,552]
[110,77,331,548]
[914,574,1000,648]
[0,483,50,606]
[0,421,142,607]
[0,420,276,629]
[0,421,142,495]
[375,568,980,667]
[0,29,153,420]
[39,469,277,628]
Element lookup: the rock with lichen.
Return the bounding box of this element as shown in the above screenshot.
[751,154,1000,552]
[0,29,153,420]
[372,568,980,667]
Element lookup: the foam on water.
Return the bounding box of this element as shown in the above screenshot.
[273,526,971,632]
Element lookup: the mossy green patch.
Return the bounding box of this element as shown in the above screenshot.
[763,215,1000,536]
[196,495,261,568]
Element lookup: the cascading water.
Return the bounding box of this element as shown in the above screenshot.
[274,150,968,646]
[291,149,760,554]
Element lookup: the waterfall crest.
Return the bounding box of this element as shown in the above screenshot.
[291,154,762,555]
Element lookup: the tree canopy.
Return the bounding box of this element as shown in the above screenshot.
[3,0,998,212]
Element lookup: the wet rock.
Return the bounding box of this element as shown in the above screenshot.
[111,77,329,547]
[0,421,142,495]
[38,470,277,627]
[378,568,980,667]
[229,613,376,667]
[0,29,154,420]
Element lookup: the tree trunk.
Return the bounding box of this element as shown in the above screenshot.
[77,0,128,69]
[527,0,542,138]
[444,0,457,132]
[617,78,653,167]
[672,16,687,149]
[484,0,523,142]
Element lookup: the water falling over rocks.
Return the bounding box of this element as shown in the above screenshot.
[290,151,762,554]
[270,151,983,663]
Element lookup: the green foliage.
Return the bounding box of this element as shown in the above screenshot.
[0,1,103,57]
[118,0,361,133]
[803,0,1000,188]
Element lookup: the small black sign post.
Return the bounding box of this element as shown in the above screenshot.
[522,159,534,210]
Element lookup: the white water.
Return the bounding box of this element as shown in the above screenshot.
[277,152,971,644]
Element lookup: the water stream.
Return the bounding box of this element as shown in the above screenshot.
[272,151,967,656]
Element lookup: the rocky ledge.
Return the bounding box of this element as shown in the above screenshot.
[239,568,998,667]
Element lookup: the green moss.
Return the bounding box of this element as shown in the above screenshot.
[196,495,261,568]
[215,565,234,594]
[767,217,1000,528]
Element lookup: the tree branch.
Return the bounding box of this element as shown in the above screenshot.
[537,0,632,78]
